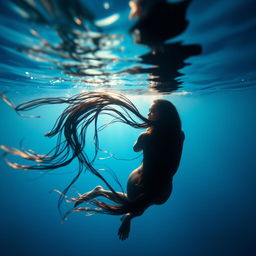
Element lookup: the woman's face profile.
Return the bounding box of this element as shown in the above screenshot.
[148,103,159,121]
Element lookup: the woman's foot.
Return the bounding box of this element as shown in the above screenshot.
[74,186,103,207]
[118,214,131,240]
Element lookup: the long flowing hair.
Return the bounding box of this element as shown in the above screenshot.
[152,99,181,132]
[0,92,153,210]
[0,91,180,217]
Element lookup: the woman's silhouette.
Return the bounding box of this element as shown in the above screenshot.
[0,92,184,240]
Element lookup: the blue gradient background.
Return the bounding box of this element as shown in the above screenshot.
[0,0,256,255]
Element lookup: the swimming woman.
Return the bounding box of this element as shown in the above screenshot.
[0,92,184,240]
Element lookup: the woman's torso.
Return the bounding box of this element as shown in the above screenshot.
[127,129,185,202]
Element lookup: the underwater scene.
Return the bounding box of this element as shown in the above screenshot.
[0,0,255,255]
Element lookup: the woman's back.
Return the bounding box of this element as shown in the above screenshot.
[141,129,185,189]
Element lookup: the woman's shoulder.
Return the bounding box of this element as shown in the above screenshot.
[139,130,151,138]
[137,131,151,144]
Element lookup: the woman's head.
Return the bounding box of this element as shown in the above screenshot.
[148,99,181,131]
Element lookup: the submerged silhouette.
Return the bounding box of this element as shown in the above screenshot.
[0,92,184,240]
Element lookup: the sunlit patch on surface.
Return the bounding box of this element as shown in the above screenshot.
[103,2,110,10]
[95,14,120,27]
[171,91,192,96]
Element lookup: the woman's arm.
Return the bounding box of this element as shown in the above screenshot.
[133,132,147,152]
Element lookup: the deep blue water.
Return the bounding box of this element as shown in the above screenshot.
[0,1,256,256]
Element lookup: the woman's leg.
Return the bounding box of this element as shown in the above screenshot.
[118,171,174,240]
[118,205,149,240]
[118,213,135,240]
[75,167,143,207]
[74,186,127,207]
